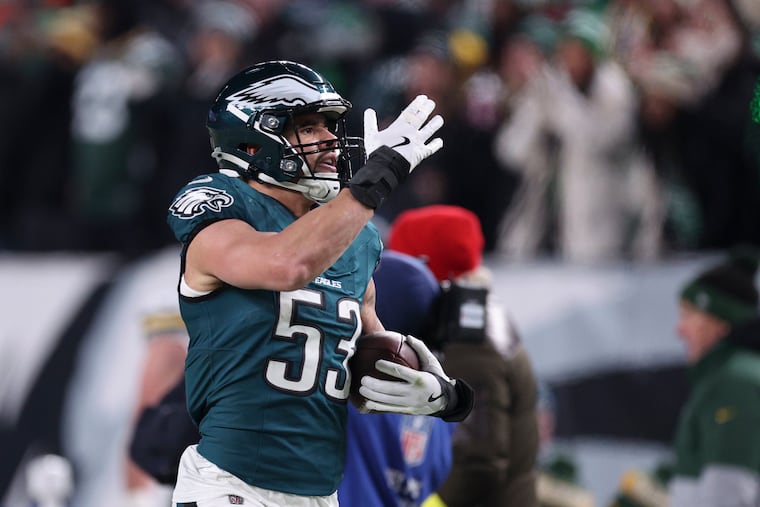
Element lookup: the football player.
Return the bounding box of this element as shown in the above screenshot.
[165,61,473,507]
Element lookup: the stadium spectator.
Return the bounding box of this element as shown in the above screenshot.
[66,0,183,254]
[0,3,98,250]
[125,310,188,506]
[489,14,557,259]
[155,0,260,228]
[130,364,197,489]
[669,247,760,506]
[493,7,664,262]
[389,204,540,507]
[339,250,457,507]
[609,0,760,251]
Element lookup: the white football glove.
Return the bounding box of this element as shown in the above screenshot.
[405,334,450,381]
[358,335,453,416]
[363,95,444,171]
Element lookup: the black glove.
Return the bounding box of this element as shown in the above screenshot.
[349,146,409,209]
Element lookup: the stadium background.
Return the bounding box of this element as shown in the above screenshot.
[0,247,723,505]
[2,0,760,505]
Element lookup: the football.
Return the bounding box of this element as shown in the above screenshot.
[348,330,421,412]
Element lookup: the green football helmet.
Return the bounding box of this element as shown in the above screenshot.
[207,60,364,203]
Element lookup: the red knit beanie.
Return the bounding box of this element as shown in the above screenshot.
[388,205,485,282]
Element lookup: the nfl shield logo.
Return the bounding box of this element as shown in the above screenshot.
[400,415,432,466]
[228,494,244,504]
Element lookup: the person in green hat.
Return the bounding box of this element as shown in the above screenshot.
[668,247,760,507]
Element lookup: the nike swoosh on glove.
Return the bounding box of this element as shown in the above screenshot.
[349,95,444,209]
[359,360,449,416]
[358,335,475,421]
[363,94,444,171]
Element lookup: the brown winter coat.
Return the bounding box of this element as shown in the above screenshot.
[436,310,540,507]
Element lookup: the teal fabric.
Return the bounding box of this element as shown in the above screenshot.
[167,173,382,495]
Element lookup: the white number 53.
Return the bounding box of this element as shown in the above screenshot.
[265,288,361,400]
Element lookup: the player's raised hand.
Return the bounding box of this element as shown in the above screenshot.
[363,95,444,171]
[349,96,444,209]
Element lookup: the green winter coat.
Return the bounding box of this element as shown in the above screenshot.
[669,328,760,507]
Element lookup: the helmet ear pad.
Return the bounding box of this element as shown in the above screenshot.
[247,111,305,181]
[240,142,299,181]
[208,109,301,182]
[241,109,349,184]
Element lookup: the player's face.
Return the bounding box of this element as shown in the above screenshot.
[676,302,729,364]
[286,113,339,175]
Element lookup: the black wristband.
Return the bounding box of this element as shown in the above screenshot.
[349,146,411,209]
[431,375,475,422]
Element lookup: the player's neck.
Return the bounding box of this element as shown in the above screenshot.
[248,179,313,217]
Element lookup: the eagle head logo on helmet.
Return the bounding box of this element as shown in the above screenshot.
[206,61,365,204]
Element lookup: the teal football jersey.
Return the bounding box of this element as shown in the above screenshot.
[167,173,382,496]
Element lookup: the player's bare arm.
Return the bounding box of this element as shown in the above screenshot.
[184,191,373,293]
[185,94,443,294]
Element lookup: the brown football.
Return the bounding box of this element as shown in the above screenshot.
[348,330,421,412]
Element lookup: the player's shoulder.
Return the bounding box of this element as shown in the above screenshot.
[168,173,248,219]
[174,172,241,198]
[167,173,254,243]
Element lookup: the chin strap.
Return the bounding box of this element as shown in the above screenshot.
[257,173,341,204]
[213,148,342,204]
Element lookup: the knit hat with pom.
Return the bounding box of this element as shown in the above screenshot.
[680,246,760,324]
[388,205,484,282]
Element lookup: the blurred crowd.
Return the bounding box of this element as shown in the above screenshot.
[1,0,760,261]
